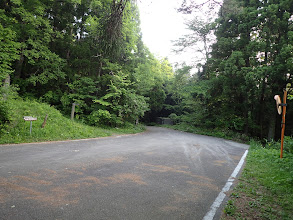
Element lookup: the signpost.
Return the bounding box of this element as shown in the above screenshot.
[23,116,37,135]
[274,84,290,158]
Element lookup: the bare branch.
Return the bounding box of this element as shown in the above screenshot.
[178,0,222,14]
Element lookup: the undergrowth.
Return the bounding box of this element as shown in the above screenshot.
[222,140,293,219]
[161,123,250,143]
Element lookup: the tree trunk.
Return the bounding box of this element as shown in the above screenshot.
[3,75,11,100]
[244,109,249,135]
[14,51,24,79]
[258,80,266,139]
[4,75,10,87]
[267,111,276,141]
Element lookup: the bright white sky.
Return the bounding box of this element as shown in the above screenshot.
[137,0,221,70]
[137,0,194,67]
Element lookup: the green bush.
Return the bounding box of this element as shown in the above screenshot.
[88,109,112,126]
[264,136,293,154]
[0,100,11,134]
[109,114,124,127]
[284,136,293,154]
[169,113,178,124]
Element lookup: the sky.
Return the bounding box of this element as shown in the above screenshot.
[137,0,221,71]
[137,0,194,67]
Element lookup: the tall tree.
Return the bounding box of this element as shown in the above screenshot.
[0,9,20,86]
[206,0,293,138]
[174,17,215,78]
[1,0,175,127]
[0,0,66,98]
[173,0,293,139]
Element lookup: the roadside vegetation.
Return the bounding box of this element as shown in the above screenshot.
[160,124,293,219]
[0,97,144,145]
[1,0,292,142]
[221,139,293,220]
[161,1,293,217]
[161,123,250,144]
[1,1,292,218]
[0,0,292,215]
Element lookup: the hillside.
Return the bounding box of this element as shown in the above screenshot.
[0,98,144,144]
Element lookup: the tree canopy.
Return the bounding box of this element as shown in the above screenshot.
[1,0,293,141]
[0,0,174,128]
[172,0,293,140]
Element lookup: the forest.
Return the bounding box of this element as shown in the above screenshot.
[0,0,293,141]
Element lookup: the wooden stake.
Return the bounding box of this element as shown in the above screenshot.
[71,103,76,120]
[41,114,48,128]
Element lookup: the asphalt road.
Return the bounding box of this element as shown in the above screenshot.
[0,127,249,220]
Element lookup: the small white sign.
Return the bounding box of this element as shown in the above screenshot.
[23,116,37,121]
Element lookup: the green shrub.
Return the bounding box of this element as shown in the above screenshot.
[88,109,112,126]
[169,113,178,124]
[264,136,293,154]
[0,100,11,134]
[284,136,293,154]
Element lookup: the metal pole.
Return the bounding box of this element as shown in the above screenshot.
[30,121,32,135]
[280,90,287,158]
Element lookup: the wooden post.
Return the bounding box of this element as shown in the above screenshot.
[41,114,48,128]
[280,90,288,158]
[71,103,76,120]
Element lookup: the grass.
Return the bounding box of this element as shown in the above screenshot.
[0,98,145,144]
[221,140,293,219]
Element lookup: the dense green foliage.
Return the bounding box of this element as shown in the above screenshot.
[171,0,293,140]
[0,0,174,135]
[1,0,293,142]
[0,97,144,144]
[175,2,293,218]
